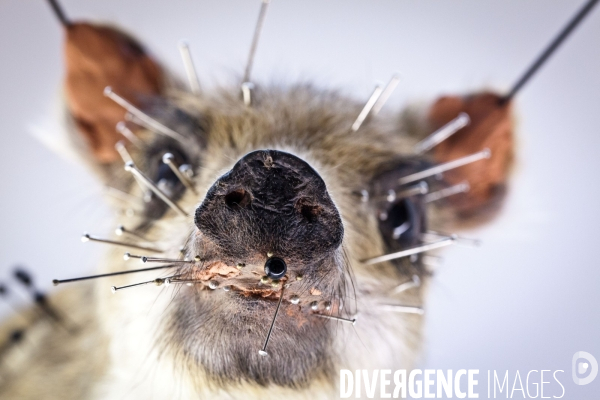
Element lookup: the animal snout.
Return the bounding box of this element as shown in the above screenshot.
[194,150,343,262]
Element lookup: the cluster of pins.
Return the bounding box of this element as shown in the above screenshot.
[40,0,600,361]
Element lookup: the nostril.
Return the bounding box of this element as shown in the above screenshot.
[264,257,287,279]
[224,189,252,208]
[296,198,323,223]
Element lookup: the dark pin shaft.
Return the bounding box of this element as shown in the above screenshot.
[500,0,599,104]
[46,0,71,27]
[53,264,175,285]
[259,285,285,356]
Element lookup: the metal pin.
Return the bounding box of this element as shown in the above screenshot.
[163,153,197,194]
[53,264,175,286]
[351,85,384,132]
[423,230,481,247]
[243,0,271,84]
[81,233,163,253]
[116,122,144,148]
[241,82,254,106]
[393,275,421,294]
[258,285,284,357]
[178,41,201,95]
[115,225,151,243]
[312,313,357,325]
[179,164,194,179]
[380,181,428,203]
[46,0,71,27]
[414,112,470,154]
[115,141,133,163]
[371,73,401,115]
[398,149,491,186]
[424,181,470,203]
[124,162,188,217]
[361,238,454,266]
[141,256,195,264]
[380,304,425,315]
[111,277,168,293]
[104,87,187,143]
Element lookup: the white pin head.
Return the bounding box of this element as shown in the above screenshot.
[81,233,91,243]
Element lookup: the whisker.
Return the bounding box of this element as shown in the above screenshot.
[312,313,356,325]
[422,230,481,247]
[115,225,152,243]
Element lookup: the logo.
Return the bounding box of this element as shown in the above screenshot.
[572,351,598,385]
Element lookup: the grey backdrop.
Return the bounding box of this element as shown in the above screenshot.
[0,1,598,398]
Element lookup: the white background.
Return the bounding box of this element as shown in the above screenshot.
[0,1,599,398]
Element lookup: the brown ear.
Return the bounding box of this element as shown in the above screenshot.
[427,92,514,221]
[63,23,164,163]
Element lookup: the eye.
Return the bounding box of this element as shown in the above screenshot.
[378,198,425,249]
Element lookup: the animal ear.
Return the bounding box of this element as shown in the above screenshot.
[427,92,514,223]
[63,22,164,163]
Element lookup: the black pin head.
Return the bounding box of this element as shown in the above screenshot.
[264,257,287,280]
[13,268,33,288]
[0,283,7,296]
[10,329,24,343]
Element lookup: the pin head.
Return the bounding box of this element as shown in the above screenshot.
[264,257,287,280]
[14,268,33,287]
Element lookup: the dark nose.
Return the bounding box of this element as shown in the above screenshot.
[194,150,343,262]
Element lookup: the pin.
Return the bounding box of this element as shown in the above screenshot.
[371,73,401,115]
[241,82,254,106]
[115,225,151,243]
[361,238,454,266]
[163,153,197,194]
[179,164,194,179]
[258,285,284,357]
[423,231,481,247]
[243,0,271,84]
[312,313,357,325]
[424,181,470,203]
[398,149,491,186]
[380,304,425,315]
[46,0,71,27]
[178,41,201,95]
[351,85,384,132]
[124,162,188,217]
[116,122,144,148]
[414,112,470,154]
[381,181,428,203]
[141,256,195,264]
[111,277,168,293]
[393,275,421,294]
[104,87,187,143]
[499,0,600,105]
[53,264,175,285]
[81,233,163,253]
